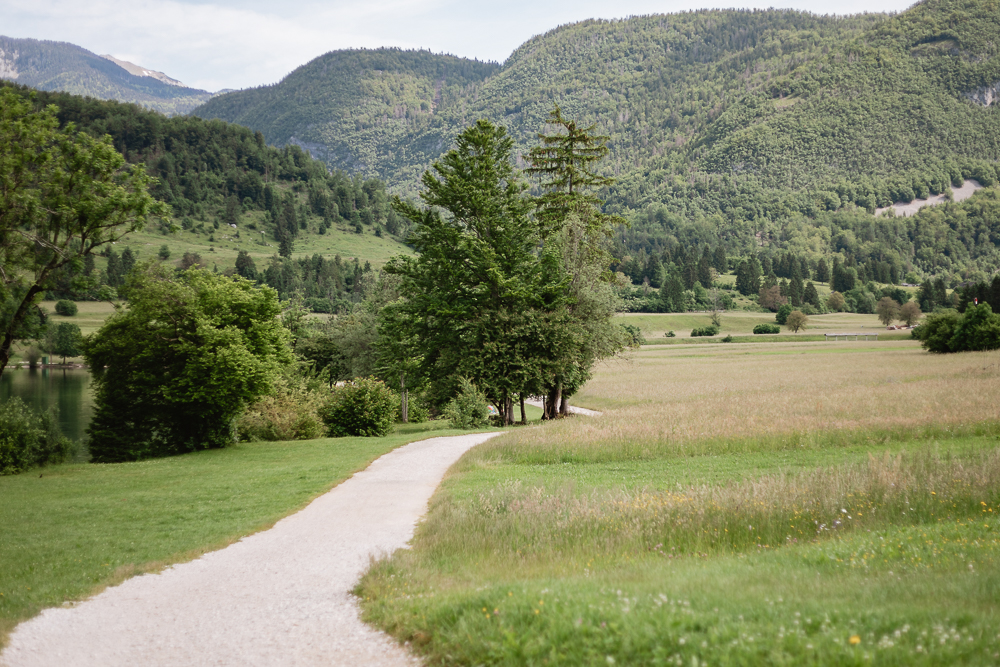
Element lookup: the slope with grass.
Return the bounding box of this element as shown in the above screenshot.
[356,341,1000,665]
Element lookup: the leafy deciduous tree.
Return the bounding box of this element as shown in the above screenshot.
[0,89,166,377]
[83,264,293,461]
[876,297,900,326]
[786,310,808,333]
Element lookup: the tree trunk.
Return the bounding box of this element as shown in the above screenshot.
[545,380,562,420]
[519,394,526,425]
[560,394,570,416]
[0,283,44,380]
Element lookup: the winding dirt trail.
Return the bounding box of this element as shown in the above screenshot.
[0,432,502,667]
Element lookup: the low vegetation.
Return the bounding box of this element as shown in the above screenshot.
[0,421,473,647]
[357,341,1000,665]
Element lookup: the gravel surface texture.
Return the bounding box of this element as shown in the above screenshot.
[1,432,502,667]
[524,398,601,417]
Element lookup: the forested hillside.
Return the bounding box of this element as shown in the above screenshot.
[194,1,1000,217]
[0,36,213,115]
[3,83,410,311]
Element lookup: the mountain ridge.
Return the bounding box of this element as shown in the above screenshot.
[192,0,1000,223]
[0,35,213,115]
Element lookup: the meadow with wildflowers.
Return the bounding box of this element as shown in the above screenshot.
[357,340,1000,665]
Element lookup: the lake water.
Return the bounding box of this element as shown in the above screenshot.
[0,367,94,445]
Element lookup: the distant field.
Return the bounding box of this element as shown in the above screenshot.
[358,341,1000,666]
[112,213,412,275]
[618,310,897,340]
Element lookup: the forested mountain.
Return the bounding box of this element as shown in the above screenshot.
[3,83,409,312]
[194,1,999,214]
[191,0,1000,289]
[0,36,213,115]
[193,49,500,183]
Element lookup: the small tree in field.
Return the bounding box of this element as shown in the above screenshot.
[899,300,922,326]
[786,310,808,333]
[876,297,900,326]
[51,322,82,364]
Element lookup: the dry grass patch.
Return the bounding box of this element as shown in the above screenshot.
[477,342,1000,463]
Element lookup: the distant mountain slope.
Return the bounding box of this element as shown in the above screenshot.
[194,48,500,182]
[0,36,213,115]
[192,0,1000,224]
[99,54,186,87]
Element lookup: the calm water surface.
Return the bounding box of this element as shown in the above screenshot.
[0,367,94,444]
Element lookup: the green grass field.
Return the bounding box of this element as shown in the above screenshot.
[115,212,412,275]
[356,342,1000,666]
[0,420,485,648]
[617,311,904,341]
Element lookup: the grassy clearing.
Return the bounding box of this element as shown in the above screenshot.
[357,343,1000,666]
[116,215,411,274]
[617,311,898,341]
[0,420,478,647]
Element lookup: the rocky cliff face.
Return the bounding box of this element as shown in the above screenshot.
[99,54,186,87]
[965,81,1000,107]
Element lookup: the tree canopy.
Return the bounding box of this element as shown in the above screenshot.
[0,89,165,377]
[83,265,293,461]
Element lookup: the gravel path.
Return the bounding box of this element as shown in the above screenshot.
[1,432,502,667]
[524,398,602,417]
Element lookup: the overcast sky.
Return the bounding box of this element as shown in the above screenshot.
[2,0,918,92]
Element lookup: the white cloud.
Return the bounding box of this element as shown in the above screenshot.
[0,0,918,92]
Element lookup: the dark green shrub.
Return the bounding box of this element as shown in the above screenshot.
[775,304,793,325]
[0,398,74,475]
[443,378,490,429]
[321,377,398,437]
[54,300,77,316]
[914,304,1000,353]
[664,330,676,338]
[690,325,720,337]
[721,334,734,343]
[753,323,781,334]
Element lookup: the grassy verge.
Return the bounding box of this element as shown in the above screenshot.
[356,343,1000,665]
[0,420,472,647]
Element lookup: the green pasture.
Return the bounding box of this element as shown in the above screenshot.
[114,214,411,274]
[356,342,1000,666]
[0,421,480,647]
[618,310,905,341]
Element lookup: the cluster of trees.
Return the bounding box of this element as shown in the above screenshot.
[234,250,376,312]
[914,303,1000,353]
[1,83,405,249]
[294,110,630,425]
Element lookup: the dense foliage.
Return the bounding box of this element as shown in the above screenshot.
[913,302,1000,352]
[83,265,293,461]
[320,377,398,437]
[0,397,73,475]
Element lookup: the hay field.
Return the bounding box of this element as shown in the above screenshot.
[358,341,1000,666]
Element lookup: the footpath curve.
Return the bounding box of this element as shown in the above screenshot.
[1,432,502,667]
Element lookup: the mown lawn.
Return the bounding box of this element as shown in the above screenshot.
[357,343,1000,666]
[0,420,475,647]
